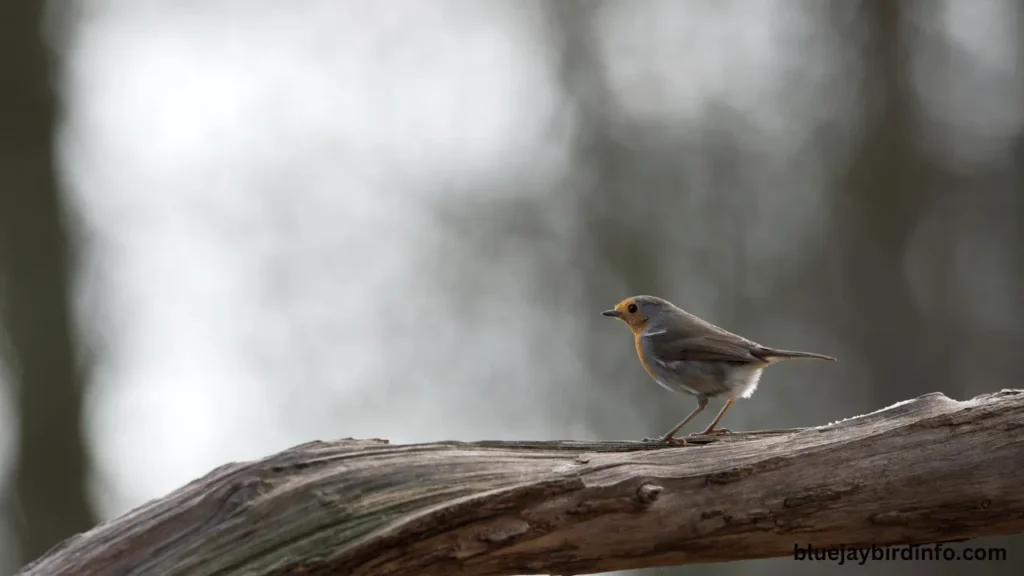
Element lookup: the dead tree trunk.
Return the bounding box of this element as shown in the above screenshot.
[18,389,1024,576]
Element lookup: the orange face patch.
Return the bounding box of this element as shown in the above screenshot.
[612,298,649,334]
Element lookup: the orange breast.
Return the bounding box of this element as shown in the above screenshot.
[633,333,658,380]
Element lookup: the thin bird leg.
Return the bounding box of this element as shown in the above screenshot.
[696,398,735,436]
[645,395,708,444]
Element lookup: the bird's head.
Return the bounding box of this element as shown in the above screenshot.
[601,295,671,334]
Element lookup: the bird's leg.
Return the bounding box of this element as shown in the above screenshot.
[694,398,735,436]
[643,394,708,444]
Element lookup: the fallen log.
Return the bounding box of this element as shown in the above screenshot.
[19,389,1024,575]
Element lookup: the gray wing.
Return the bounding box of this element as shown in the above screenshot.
[644,328,766,364]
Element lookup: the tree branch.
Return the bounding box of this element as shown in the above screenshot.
[19,390,1024,576]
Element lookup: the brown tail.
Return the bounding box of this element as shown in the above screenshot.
[759,347,836,362]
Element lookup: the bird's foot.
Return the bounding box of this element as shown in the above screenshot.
[691,428,732,437]
[642,435,688,446]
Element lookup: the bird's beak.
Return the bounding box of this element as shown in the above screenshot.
[601,309,621,318]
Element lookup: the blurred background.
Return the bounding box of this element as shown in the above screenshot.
[1,0,1022,575]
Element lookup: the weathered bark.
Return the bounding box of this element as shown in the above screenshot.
[18,389,1024,576]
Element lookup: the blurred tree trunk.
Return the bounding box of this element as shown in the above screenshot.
[832,0,953,407]
[544,1,705,442]
[0,0,95,567]
[544,0,662,433]
[1016,0,1024,358]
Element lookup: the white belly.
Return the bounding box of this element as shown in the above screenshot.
[731,367,764,399]
[650,359,766,399]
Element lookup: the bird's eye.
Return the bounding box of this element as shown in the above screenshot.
[627,303,638,314]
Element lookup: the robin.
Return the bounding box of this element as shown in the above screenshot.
[602,295,835,444]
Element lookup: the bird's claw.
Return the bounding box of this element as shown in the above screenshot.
[691,428,732,437]
[642,435,688,446]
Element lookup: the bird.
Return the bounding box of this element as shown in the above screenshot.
[602,295,835,444]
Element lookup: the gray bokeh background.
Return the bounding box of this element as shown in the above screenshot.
[2,1,1022,574]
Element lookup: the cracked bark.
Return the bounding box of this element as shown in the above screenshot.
[18,389,1024,576]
